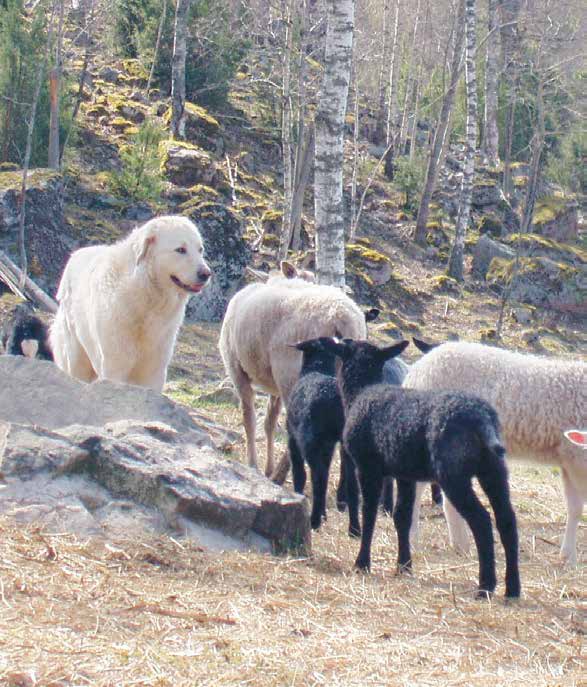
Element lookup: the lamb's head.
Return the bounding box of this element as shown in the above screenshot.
[132,215,212,295]
[321,338,409,405]
[292,337,340,377]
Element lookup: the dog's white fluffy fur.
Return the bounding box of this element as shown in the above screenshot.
[50,215,210,391]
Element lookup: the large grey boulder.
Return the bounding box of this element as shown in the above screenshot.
[0,169,76,294]
[0,357,310,553]
[471,234,516,279]
[182,203,250,322]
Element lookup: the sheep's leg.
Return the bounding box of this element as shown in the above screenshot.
[431,482,443,505]
[410,482,426,550]
[336,447,348,512]
[442,480,496,598]
[263,395,282,477]
[289,437,306,494]
[394,479,416,573]
[444,494,471,554]
[560,467,583,567]
[355,466,383,571]
[477,467,521,598]
[381,477,394,516]
[232,371,258,470]
[342,448,361,538]
[309,451,331,531]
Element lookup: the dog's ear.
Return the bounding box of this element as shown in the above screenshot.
[280,260,298,279]
[134,232,156,265]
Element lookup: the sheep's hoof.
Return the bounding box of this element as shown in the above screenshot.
[396,561,412,576]
[336,499,347,513]
[348,525,361,539]
[476,588,494,601]
[354,557,370,572]
[505,582,521,599]
[310,520,322,531]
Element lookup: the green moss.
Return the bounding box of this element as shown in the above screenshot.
[346,244,391,264]
[513,176,528,187]
[532,195,569,225]
[261,209,283,223]
[124,125,139,135]
[504,233,586,264]
[0,168,60,190]
[121,58,149,81]
[430,274,459,291]
[163,102,220,130]
[188,183,219,198]
[110,116,133,129]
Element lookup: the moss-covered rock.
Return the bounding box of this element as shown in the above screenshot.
[160,140,220,187]
[487,256,585,311]
[503,233,586,266]
[346,243,393,286]
[261,208,283,235]
[531,195,578,241]
[478,213,503,238]
[429,274,460,294]
[472,181,500,208]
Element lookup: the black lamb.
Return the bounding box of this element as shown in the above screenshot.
[321,337,520,599]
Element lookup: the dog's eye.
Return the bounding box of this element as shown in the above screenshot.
[175,247,187,255]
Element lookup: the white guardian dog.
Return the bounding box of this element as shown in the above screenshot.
[50,215,211,391]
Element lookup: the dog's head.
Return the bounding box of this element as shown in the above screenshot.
[132,215,212,295]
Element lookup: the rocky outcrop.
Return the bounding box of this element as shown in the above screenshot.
[0,169,76,294]
[0,357,310,553]
[161,141,222,188]
[182,202,250,321]
[531,196,578,241]
[471,234,516,279]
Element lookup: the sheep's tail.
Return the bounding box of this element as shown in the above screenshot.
[478,421,506,461]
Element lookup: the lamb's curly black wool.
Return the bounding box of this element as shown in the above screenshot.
[322,337,521,599]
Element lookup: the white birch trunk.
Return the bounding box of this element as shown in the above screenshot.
[170,0,192,139]
[314,0,355,287]
[374,0,391,144]
[279,0,294,259]
[448,0,477,281]
[48,0,65,169]
[147,0,168,94]
[385,0,400,145]
[398,0,420,154]
[482,0,499,166]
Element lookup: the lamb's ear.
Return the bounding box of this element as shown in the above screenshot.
[134,232,156,265]
[412,337,438,354]
[380,340,410,360]
[291,339,317,353]
[364,308,380,323]
[280,260,298,279]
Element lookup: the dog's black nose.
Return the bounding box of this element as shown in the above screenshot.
[198,266,211,282]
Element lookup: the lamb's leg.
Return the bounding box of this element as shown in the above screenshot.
[560,467,583,567]
[381,477,394,515]
[444,494,471,554]
[336,446,348,512]
[289,437,306,494]
[309,448,332,531]
[410,482,426,550]
[431,482,443,505]
[263,395,282,477]
[394,479,416,573]
[355,466,383,571]
[442,480,496,598]
[342,448,361,538]
[478,466,521,598]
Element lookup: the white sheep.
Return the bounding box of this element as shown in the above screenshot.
[219,263,368,478]
[404,340,586,565]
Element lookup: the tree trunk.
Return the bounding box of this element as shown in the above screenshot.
[482,0,499,166]
[385,0,400,145]
[414,1,465,245]
[278,0,295,260]
[48,0,65,169]
[520,78,545,234]
[147,0,168,94]
[289,125,315,251]
[314,0,355,287]
[398,0,420,154]
[374,0,391,145]
[170,0,192,139]
[349,70,359,239]
[447,0,477,281]
[499,0,521,198]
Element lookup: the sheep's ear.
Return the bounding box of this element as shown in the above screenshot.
[412,337,437,354]
[280,260,298,279]
[292,339,316,353]
[320,337,348,359]
[134,233,156,265]
[364,308,380,323]
[380,340,409,360]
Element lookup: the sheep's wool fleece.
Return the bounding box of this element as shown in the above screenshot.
[404,341,587,466]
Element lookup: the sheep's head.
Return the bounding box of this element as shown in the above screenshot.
[321,338,410,403]
[291,337,339,376]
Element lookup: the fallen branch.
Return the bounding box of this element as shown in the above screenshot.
[0,249,58,313]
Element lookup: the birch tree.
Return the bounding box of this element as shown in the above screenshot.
[48,0,64,169]
[481,0,499,166]
[170,0,192,139]
[314,0,355,287]
[414,1,464,245]
[278,0,294,259]
[385,0,400,144]
[447,0,477,281]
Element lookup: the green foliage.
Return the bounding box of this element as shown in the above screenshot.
[0,0,71,166]
[544,126,586,194]
[111,0,249,108]
[394,156,425,212]
[108,121,165,202]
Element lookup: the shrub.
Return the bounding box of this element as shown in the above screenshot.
[394,156,425,212]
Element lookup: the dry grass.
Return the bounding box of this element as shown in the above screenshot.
[1,435,585,687]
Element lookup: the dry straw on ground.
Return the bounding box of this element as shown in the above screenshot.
[0,457,584,687]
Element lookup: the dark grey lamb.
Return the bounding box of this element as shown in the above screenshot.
[1,304,53,361]
[320,337,521,599]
